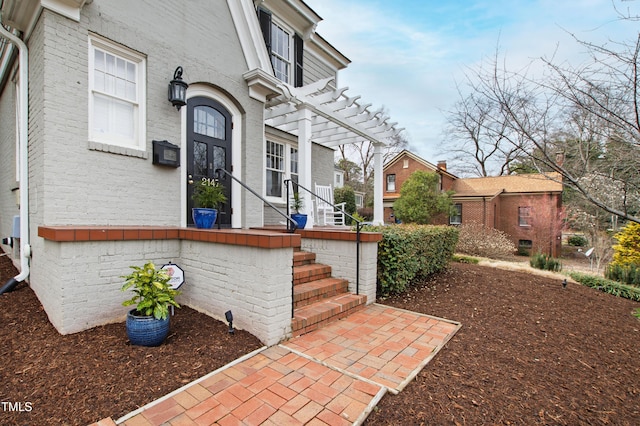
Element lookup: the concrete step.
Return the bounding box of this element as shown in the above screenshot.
[293,277,349,309]
[292,293,367,336]
[293,263,332,285]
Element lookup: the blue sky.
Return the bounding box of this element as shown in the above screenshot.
[310,0,639,167]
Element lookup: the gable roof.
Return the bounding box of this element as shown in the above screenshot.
[452,173,563,197]
[383,150,458,179]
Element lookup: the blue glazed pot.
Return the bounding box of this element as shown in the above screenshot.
[192,208,218,229]
[291,213,307,229]
[126,309,170,347]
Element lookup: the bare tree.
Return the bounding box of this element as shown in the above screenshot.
[446,84,527,176]
[448,28,640,223]
[337,130,409,186]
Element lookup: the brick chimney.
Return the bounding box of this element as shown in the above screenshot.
[437,160,447,171]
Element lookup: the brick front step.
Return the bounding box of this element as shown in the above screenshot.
[292,293,367,336]
[293,250,316,267]
[293,263,332,285]
[294,277,349,308]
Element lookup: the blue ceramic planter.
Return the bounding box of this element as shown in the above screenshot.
[126,309,170,347]
[291,213,307,229]
[192,208,218,229]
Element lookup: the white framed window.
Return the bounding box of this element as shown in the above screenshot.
[88,34,146,151]
[519,206,532,227]
[386,174,396,192]
[270,20,292,83]
[265,140,298,201]
[450,204,462,225]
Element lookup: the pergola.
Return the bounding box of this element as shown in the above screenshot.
[265,77,403,225]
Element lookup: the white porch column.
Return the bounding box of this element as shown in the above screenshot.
[297,105,313,228]
[373,142,384,225]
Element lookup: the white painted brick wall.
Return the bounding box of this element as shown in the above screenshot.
[180,241,292,346]
[301,237,379,304]
[32,239,293,346]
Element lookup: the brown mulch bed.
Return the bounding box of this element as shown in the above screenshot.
[0,253,263,425]
[366,262,640,426]
[1,251,640,425]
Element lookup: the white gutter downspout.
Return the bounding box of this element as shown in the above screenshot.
[0,21,31,291]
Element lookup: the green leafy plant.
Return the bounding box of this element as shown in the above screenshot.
[605,263,640,286]
[192,178,226,209]
[392,171,454,224]
[292,192,304,213]
[530,252,562,272]
[364,224,459,295]
[121,261,181,320]
[567,234,588,247]
[569,271,640,302]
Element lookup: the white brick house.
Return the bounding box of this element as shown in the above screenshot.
[0,0,400,345]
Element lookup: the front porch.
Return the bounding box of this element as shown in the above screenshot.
[37,225,381,346]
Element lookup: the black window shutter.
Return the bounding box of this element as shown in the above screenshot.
[258,8,272,56]
[294,33,304,87]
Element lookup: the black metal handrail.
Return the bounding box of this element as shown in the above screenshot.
[284,179,363,296]
[215,169,298,233]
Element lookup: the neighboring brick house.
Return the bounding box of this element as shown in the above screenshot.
[383,151,564,256]
[383,150,457,223]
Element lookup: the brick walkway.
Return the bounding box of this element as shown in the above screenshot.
[96,304,460,426]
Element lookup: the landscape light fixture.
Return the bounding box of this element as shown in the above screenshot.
[225,310,234,334]
[168,66,188,110]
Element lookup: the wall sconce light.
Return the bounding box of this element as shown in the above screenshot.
[168,66,188,110]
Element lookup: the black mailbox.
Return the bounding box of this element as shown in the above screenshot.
[152,140,180,168]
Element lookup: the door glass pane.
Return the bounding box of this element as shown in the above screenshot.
[194,106,225,139]
[213,146,226,174]
[194,141,208,176]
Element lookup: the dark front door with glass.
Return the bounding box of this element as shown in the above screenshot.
[186,97,232,227]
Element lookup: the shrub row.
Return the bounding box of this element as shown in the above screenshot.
[364,224,459,296]
[605,263,640,286]
[568,272,640,302]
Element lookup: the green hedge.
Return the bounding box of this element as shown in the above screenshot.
[364,224,459,296]
[605,263,640,286]
[568,272,640,302]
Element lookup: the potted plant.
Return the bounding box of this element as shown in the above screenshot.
[291,192,307,229]
[121,261,181,346]
[191,178,227,228]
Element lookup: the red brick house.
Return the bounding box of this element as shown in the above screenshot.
[383,151,564,256]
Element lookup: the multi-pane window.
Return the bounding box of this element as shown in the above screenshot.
[386,174,396,192]
[194,106,225,139]
[518,206,532,226]
[266,141,285,197]
[89,35,145,150]
[271,21,290,83]
[265,141,299,200]
[450,204,462,225]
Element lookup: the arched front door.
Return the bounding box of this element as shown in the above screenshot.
[186,97,232,227]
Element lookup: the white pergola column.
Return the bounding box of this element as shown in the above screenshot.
[373,142,384,225]
[297,105,313,228]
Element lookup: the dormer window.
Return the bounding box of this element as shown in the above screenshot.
[258,8,304,87]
